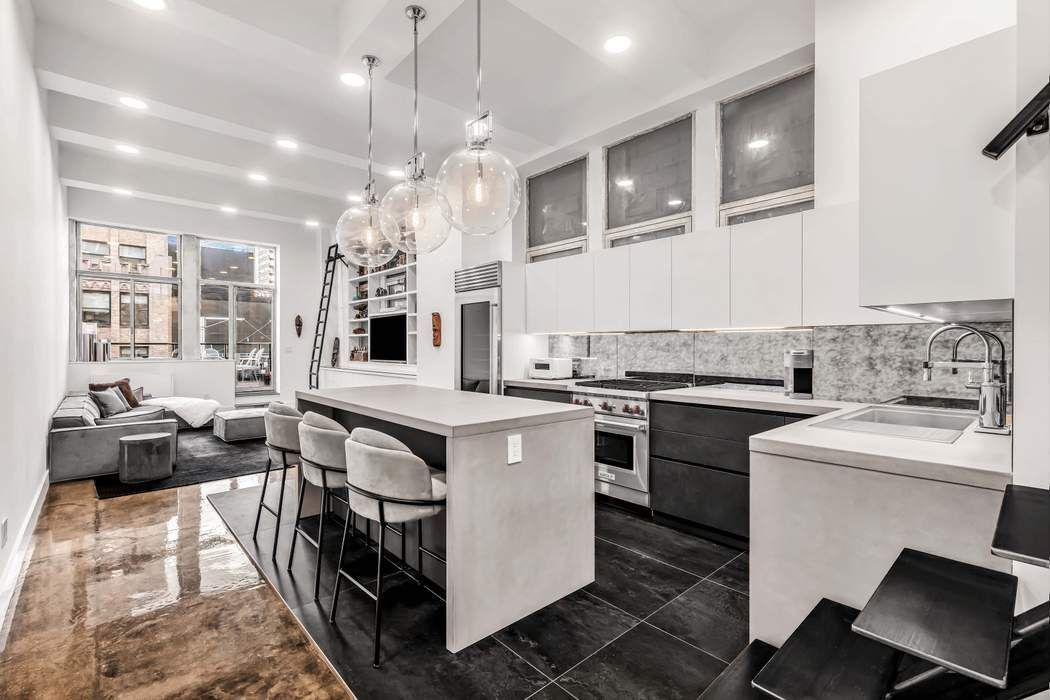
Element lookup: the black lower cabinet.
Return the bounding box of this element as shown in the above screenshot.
[650,457,749,538]
[503,385,572,403]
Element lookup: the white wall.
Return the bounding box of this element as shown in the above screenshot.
[814,0,1016,206]
[416,229,462,389]
[1011,0,1050,612]
[0,0,68,612]
[65,188,322,406]
[66,360,236,407]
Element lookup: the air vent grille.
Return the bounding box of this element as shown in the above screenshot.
[454,261,502,292]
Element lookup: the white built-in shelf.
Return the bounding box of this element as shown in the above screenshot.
[343,254,418,366]
[371,308,410,318]
[350,298,368,305]
[349,333,368,339]
[368,262,416,278]
[371,291,410,302]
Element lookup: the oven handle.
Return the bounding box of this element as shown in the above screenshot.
[594,417,648,432]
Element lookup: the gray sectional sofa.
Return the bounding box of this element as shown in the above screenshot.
[48,393,177,483]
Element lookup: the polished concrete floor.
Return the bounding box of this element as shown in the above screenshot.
[0,471,350,698]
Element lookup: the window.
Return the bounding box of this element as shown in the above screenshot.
[719,69,814,225]
[605,115,692,247]
[607,222,689,248]
[74,223,180,359]
[201,240,276,285]
[527,157,587,261]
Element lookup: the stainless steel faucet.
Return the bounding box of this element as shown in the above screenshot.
[922,324,1011,434]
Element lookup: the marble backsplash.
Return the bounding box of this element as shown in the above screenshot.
[549,322,1013,403]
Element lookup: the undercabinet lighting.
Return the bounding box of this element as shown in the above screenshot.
[248,172,268,183]
[667,198,683,207]
[305,219,320,228]
[712,327,813,334]
[340,72,366,88]
[119,96,148,110]
[347,193,363,203]
[748,138,769,149]
[387,168,405,178]
[133,0,166,9]
[603,35,632,54]
[112,187,133,196]
[614,177,633,189]
[115,143,140,155]
[276,137,298,150]
[221,205,237,214]
[885,306,946,323]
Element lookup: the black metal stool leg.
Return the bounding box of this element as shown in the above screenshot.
[287,474,307,572]
[329,493,352,624]
[271,453,290,562]
[417,519,424,587]
[251,457,272,541]
[314,473,328,601]
[373,504,387,669]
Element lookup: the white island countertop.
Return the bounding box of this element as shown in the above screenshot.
[650,385,861,416]
[750,407,1012,490]
[297,384,592,437]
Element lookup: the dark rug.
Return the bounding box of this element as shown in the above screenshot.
[94,428,269,499]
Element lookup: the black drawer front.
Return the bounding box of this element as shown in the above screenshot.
[650,429,749,474]
[650,402,784,442]
[650,457,749,537]
[504,386,572,403]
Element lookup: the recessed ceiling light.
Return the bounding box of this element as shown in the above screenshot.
[748,138,770,149]
[112,187,133,196]
[305,219,320,228]
[603,35,632,54]
[133,0,166,9]
[276,137,298,151]
[667,198,683,207]
[115,143,140,155]
[248,172,268,183]
[229,266,239,270]
[615,177,633,189]
[387,168,405,178]
[340,72,366,87]
[119,96,148,110]
[347,193,363,203]
[221,205,237,214]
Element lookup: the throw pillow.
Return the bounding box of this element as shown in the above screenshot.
[89,388,128,417]
[89,378,140,408]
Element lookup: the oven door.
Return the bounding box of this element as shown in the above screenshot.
[594,416,648,494]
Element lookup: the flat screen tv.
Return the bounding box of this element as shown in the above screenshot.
[369,314,407,363]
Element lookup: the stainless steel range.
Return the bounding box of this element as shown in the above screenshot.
[572,377,690,507]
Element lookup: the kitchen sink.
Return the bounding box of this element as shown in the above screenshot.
[814,405,976,444]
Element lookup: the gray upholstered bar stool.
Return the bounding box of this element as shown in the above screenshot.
[329,427,447,668]
[252,402,303,561]
[289,411,354,600]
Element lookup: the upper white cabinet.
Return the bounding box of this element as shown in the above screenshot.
[555,254,595,333]
[802,203,909,326]
[593,247,630,332]
[859,29,1015,309]
[671,228,731,329]
[731,214,803,328]
[525,259,558,334]
[628,238,672,331]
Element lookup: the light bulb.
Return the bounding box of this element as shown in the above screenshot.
[408,207,426,230]
[379,177,452,254]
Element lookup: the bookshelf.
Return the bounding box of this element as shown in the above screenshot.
[343,252,418,366]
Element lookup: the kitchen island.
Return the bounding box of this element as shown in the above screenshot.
[295,385,595,653]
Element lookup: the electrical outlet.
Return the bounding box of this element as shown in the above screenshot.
[507,434,522,464]
[1,518,8,549]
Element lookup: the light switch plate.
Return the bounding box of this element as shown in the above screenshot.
[507,434,522,464]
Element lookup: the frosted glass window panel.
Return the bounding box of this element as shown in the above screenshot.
[530,246,584,263]
[726,199,814,225]
[608,225,686,248]
[528,158,587,248]
[606,117,692,230]
[721,71,814,204]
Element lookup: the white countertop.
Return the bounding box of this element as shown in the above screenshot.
[750,407,1012,490]
[322,362,418,377]
[650,386,858,416]
[297,385,592,437]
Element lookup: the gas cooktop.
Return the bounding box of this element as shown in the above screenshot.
[574,378,690,393]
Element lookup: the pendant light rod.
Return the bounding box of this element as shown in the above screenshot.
[362,54,380,202]
[405,5,427,168]
[475,0,482,119]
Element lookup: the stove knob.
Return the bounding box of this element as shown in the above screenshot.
[585,400,594,407]
[633,405,644,415]
[601,401,612,411]
[622,405,631,414]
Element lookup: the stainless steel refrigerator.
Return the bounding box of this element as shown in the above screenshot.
[453,262,503,394]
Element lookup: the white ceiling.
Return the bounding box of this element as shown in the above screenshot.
[32,0,814,229]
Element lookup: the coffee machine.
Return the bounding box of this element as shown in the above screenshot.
[784,350,814,399]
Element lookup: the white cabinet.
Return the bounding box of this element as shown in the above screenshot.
[859,29,1015,310]
[525,259,558,334]
[628,238,672,331]
[593,247,630,332]
[731,214,803,328]
[671,228,731,329]
[802,203,911,326]
[555,254,595,333]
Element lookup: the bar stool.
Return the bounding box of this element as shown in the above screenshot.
[329,427,447,668]
[252,402,302,561]
[289,411,354,601]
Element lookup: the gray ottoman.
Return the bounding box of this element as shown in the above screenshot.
[119,432,174,483]
[213,407,267,442]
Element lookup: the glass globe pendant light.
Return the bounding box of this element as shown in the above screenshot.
[379,5,452,254]
[336,55,398,269]
[435,0,521,237]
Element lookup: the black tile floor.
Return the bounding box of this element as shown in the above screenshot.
[209,480,748,699]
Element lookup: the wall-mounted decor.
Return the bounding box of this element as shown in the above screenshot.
[432,312,442,347]
[294,314,303,337]
[330,336,340,367]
